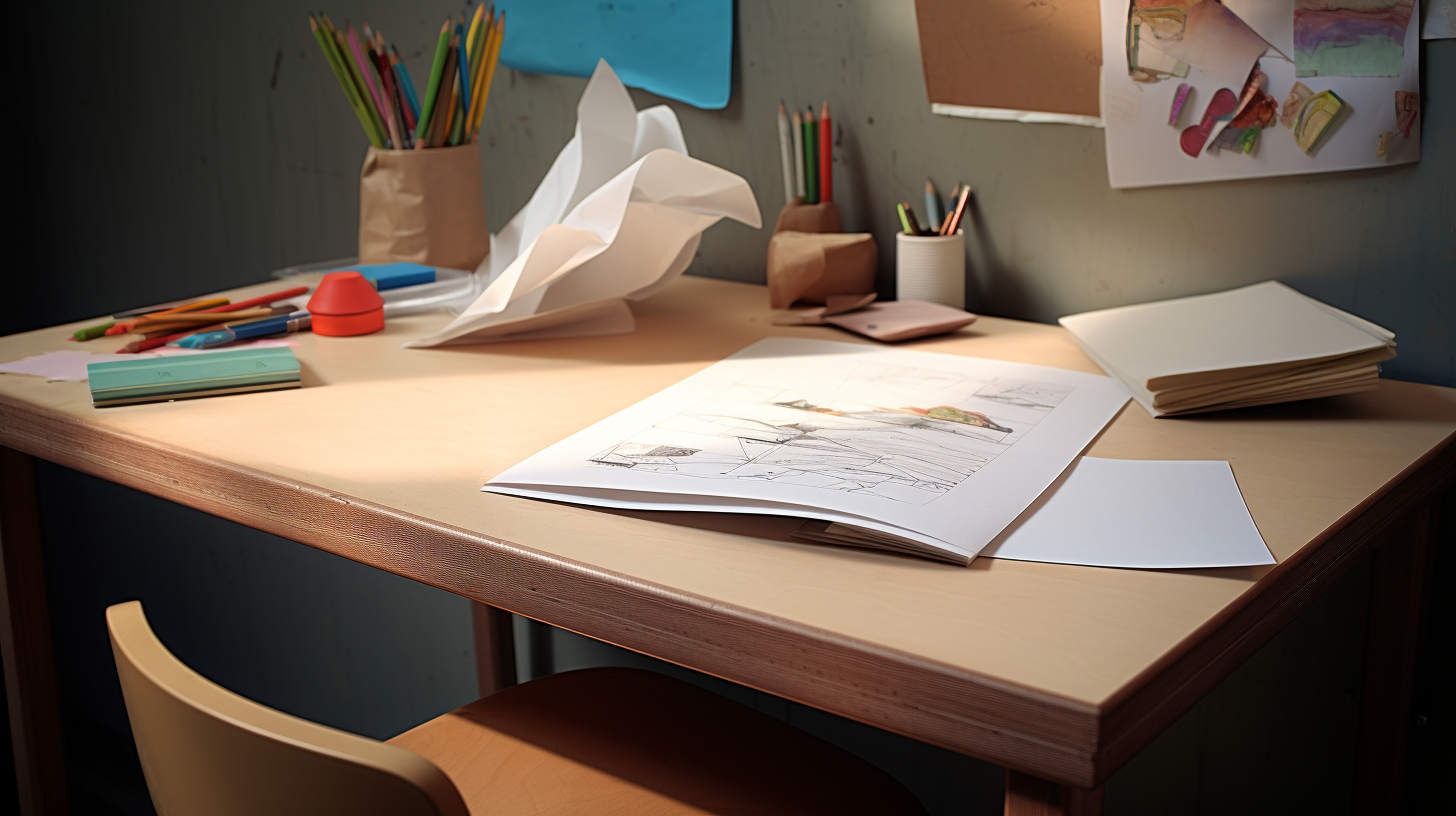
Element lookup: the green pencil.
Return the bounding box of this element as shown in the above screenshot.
[803,109,819,205]
[309,15,384,147]
[415,20,452,144]
[897,202,914,235]
[324,17,388,146]
[73,321,116,341]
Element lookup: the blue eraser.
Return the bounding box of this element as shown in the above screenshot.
[355,262,436,291]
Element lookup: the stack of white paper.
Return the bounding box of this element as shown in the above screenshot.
[1059,281,1395,417]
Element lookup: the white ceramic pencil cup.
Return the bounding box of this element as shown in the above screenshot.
[895,231,965,309]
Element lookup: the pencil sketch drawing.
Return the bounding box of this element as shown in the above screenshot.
[589,359,1075,504]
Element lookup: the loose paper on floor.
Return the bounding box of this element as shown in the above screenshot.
[484,338,1130,565]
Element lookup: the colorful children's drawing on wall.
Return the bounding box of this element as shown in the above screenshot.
[1293,1,1416,78]
[1293,90,1348,155]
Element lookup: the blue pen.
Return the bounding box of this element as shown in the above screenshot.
[169,313,312,349]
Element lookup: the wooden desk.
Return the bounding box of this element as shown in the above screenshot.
[2,276,1452,815]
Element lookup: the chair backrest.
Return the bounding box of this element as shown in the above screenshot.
[106,601,470,816]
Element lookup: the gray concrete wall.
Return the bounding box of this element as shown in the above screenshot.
[8,2,1451,814]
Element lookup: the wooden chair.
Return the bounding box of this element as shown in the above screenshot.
[107,600,926,815]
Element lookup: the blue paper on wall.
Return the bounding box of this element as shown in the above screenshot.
[495,0,732,110]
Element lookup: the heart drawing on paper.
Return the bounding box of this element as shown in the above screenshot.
[1180,88,1238,158]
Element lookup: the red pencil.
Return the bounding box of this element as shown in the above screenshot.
[119,330,199,354]
[818,101,832,203]
[197,286,309,314]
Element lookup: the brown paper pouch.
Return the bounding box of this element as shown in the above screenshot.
[359,143,490,271]
[766,231,877,308]
[772,199,843,234]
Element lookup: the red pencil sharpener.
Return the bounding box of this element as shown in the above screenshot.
[307,271,385,336]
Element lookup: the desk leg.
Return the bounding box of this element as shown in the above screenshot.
[1004,770,1102,816]
[470,602,518,696]
[1352,501,1437,813]
[0,448,68,815]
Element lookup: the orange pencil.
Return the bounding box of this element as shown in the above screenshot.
[818,101,832,203]
[104,297,231,335]
[941,186,970,236]
[125,286,307,332]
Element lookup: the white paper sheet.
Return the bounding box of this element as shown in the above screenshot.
[484,338,1130,562]
[405,61,761,347]
[978,457,1273,568]
[1425,0,1456,38]
[1102,0,1421,189]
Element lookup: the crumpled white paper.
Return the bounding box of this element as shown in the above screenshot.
[406,60,761,347]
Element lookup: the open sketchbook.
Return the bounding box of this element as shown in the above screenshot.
[484,338,1130,565]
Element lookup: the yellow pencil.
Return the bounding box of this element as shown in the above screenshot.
[465,3,486,57]
[465,11,493,131]
[472,12,505,142]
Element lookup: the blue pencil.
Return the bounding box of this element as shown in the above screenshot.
[391,46,421,121]
[454,21,471,140]
[924,179,945,232]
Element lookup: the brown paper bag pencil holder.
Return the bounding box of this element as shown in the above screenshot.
[767,199,877,309]
[358,143,490,272]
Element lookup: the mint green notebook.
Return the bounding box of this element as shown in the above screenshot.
[88,347,301,407]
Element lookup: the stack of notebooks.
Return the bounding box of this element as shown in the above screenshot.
[1059,281,1396,417]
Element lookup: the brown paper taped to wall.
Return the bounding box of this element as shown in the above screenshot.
[913,0,1101,119]
[359,143,490,271]
[767,231,877,309]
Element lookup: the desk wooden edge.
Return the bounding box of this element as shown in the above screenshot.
[2,394,1452,791]
[1093,430,1455,784]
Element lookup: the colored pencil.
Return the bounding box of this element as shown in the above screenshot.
[391,46,421,122]
[118,306,301,353]
[450,20,469,146]
[802,108,818,205]
[132,307,280,328]
[471,12,505,142]
[310,15,384,147]
[432,37,460,148]
[367,31,407,135]
[777,103,794,205]
[73,321,116,341]
[326,15,388,145]
[818,101,832,203]
[136,307,297,340]
[903,202,926,235]
[925,179,944,231]
[347,21,399,148]
[368,32,409,148]
[200,287,309,313]
[942,186,970,236]
[105,298,232,335]
[790,110,804,199]
[415,20,452,145]
[897,202,914,235]
[311,11,503,150]
[464,7,492,136]
[113,288,306,338]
